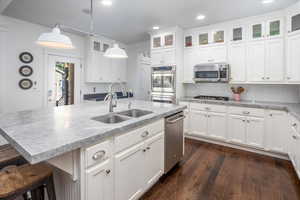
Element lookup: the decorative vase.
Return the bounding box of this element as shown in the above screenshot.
[234,94,241,101]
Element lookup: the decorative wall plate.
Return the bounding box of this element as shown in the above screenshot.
[19,65,33,77]
[19,52,34,64]
[19,79,33,90]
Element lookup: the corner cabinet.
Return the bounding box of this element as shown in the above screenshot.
[286,33,300,82]
[85,37,127,83]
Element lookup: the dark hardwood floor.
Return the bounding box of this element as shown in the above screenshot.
[141,138,300,200]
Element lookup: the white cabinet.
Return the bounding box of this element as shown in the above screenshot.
[287,33,300,82]
[287,11,300,35]
[247,40,265,82]
[249,21,266,41]
[207,112,227,140]
[115,142,145,200]
[196,45,227,64]
[189,110,207,137]
[151,33,175,49]
[151,49,176,66]
[289,116,300,178]
[111,59,127,82]
[183,48,197,82]
[265,110,288,153]
[228,43,246,82]
[246,117,265,148]
[85,159,114,200]
[228,115,247,144]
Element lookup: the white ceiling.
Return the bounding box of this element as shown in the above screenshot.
[2,0,299,44]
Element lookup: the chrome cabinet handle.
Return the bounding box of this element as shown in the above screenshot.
[92,150,106,160]
[146,147,151,150]
[243,111,250,115]
[166,115,186,124]
[141,131,149,138]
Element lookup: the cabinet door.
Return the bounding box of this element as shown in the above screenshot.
[115,142,145,200]
[111,58,127,82]
[230,25,245,42]
[290,125,300,176]
[228,43,246,82]
[197,47,211,63]
[228,115,246,144]
[184,48,197,82]
[287,34,300,82]
[152,35,162,49]
[144,133,164,188]
[207,112,227,140]
[98,53,111,82]
[189,110,207,137]
[246,117,265,149]
[86,159,113,200]
[265,38,284,82]
[266,18,283,39]
[151,50,163,66]
[212,30,225,44]
[163,49,176,65]
[210,45,227,63]
[265,111,287,153]
[249,22,265,41]
[164,34,175,48]
[247,40,265,82]
[287,12,300,35]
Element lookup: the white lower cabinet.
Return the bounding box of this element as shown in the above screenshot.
[246,117,265,148]
[289,116,300,178]
[228,115,247,144]
[189,110,208,137]
[207,112,227,140]
[85,159,114,200]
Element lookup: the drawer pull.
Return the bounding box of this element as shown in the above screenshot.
[293,135,299,140]
[146,147,151,150]
[106,169,111,175]
[141,131,150,138]
[243,111,250,115]
[292,123,297,127]
[92,150,106,160]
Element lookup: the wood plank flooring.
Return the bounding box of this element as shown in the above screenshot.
[141,138,300,200]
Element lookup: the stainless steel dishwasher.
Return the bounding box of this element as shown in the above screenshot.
[164,111,185,173]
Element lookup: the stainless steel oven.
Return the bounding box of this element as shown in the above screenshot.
[193,63,229,83]
[151,66,176,93]
[151,92,176,104]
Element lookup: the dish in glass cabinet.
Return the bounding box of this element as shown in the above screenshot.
[19,52,34,64]
[19,79,33,90]
[19,65,33,77]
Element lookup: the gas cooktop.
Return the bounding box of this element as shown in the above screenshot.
[193,95,229,101]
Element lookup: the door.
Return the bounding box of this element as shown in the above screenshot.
[265,111,288,153]
[287,33,300,82]
[189,110,207,137]
[85,159,113,200]
[47,55,81,107]
[247,40,265,82]
[228,43,246,82]
[265,38,284,81]
[207,112,227,140]
[184,48,197,82]
[144,133,164,188]
[114,142,145,200]
[246,117,265,149]
[228,115,246,144]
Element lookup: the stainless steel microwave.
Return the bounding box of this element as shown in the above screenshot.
[193,63,229,83]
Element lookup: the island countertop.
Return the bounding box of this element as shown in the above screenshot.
[0,100,186,164]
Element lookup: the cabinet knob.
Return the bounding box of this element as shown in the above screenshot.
[143,149,147,152]
[92,150,106,160]
[141,131,149,138]
[266,77,270,80]
[106,169,111,175]
[242,111,250,115]
[262,77,265,80]
[292,135,299,140]
[292,123,297,127]
[146,147,151,150]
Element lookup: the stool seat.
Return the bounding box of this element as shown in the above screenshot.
[0,163,55,199]
[0,144,27,169]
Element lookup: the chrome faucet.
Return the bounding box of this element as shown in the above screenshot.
[104,82,127,113]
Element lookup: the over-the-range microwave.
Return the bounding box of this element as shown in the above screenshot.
[193,63,230,83]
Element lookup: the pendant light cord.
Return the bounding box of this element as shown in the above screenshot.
[90,0,94,35]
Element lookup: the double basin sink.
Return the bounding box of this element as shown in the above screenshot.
[91,109,153,124]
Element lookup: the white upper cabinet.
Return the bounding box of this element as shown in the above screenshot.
[196,45,227,64]
[229,25,246,43]
[266,18,283,39]
[287,11,300,35]
[183,48,197,82]
[287,28,300,82]
[111,58,127,82]
[151,33,175,49]
[247,40,265,82]
[151,49,176,66]
[249,21,265,41]
[212,29,226,44]
[228,42,246,82]
[198,31,210,46]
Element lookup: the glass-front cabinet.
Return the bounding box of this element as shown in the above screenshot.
[288,11,300,35]
[151,33,175,49]
[266,18,282,38]
[212,30,225,43]
[199,32,209,45]
[185,35,193,47]
[152,36,162,49]
[164,34,174,47]
[230,25,245,42]
[250,22,265,40]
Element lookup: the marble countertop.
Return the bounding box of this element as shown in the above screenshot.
[0,100,186,164]
[180,97,300,120]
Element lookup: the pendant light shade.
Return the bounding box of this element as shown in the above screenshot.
[104,44,128,59]
[37,25,74,49]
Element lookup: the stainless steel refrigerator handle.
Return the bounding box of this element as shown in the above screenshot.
[166,115,185,124]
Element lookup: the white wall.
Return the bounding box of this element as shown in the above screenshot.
[184,83,300,103]
[126,41,151,100]
[0,15,126,113]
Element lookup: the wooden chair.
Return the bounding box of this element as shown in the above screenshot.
[0,163,56,200]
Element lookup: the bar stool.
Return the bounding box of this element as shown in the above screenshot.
[0,163,56,200]
[0,144,27,169]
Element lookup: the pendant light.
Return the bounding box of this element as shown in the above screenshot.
[36,24,74,49]
[104,43,128,58]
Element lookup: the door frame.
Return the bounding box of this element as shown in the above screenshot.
[44,51,83,107]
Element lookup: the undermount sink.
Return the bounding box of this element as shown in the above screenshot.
[92,114,131,124]
[117,109,153,118]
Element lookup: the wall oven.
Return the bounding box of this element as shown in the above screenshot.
[193,63,229,83]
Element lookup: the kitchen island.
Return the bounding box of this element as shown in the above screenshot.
[0,100,186,200]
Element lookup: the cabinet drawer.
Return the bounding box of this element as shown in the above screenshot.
[228,106,265,117]
[190,103,227,113]
[115,119,164,153]
[86,139,113,168]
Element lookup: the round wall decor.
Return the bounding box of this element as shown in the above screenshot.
[19,79,33,90]
[19,65,33,77]
[19,52,34,64]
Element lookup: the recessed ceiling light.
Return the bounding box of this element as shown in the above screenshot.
[196,15,206,20]
[153,26,160,30]
[262,0,274,4]
[101,0,112,6]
